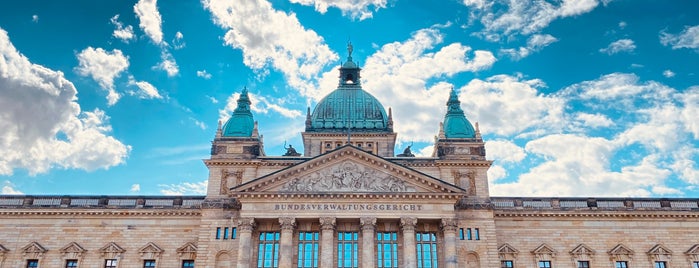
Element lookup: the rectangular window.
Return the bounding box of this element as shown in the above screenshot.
[377,232,398,268]
[231,227,237,239]
[538,261,551,268]
[501,260,514,268]
[27,260,39,268]
[466,228,472,240]
[144,260,156,268]
[297,232,319,268]
[459,228,464,240]
[182,260,194,268]
[105,259,117,268]
[474,228,480,240]
[416,232,438,268]
[216,227,221,239]
[577,261,589,268]
[654,261,666,268]
[224,227,229,239]
[337,232,358,268]
[257,232,280,268]
[694,261,699,268]
[66,260,78,268]
[615,261,627,268]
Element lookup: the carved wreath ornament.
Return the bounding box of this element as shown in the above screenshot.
[281,161,416,192]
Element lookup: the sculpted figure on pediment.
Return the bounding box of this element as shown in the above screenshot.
[281,161,415,192]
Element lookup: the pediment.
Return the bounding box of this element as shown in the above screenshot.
[233,146,464,195]
[22,242,47,253]
[139,242,163,254]
[498,243,519,255]
[532,243,556,255]
[177,242,197,259]
[686,244,699,255]
[570,244,595,256]
[609,244,634,256]
[99,242,125,254]
[0,243,7,253]
[60,242,86,254]
[648,244,672,255]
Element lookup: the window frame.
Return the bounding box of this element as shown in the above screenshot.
[376,232,399,268]
[538,260,552,268]
[577,260,589,268]
[143,259,156,268]
[181,260,195,268]
[654,261,666,268]
[26,259,39,268]
[297,231,319,268]
[615,261,628,268]
[416,232,438,268]
[65,259,78,268]
[501,260,514,268]
[257,231,280,268]
[105,259,117,268]
[337,231,358,268]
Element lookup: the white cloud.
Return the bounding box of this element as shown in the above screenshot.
[32,15,38,23]
[197,70,212,79]
[155,51,179,76]
[600,39,636,55]
[0,28,130,175]
[134,0,163,44]
[663,69,675,78]
[159,180,207,195]
[2,181,23,194]
[110,15,135,43]
[219,91,303,123]
[575,113,614,128]
[464,0,600,40]
[206,95,218,104]
[660,25,699,50]
[75,47,129,105]
[289,0,387,20]
[500,34,558,60]
[203,0,338,97]
[485,140,525,163]
[173,31,185,50]
[127,76,162,99]
[618,21,627,29]
[130,183,141,193]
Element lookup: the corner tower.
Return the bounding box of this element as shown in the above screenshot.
[302,43,396,157]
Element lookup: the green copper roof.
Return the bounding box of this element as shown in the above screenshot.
[221,87,254,137]
[443,89,476,138]
[306,43,390,132]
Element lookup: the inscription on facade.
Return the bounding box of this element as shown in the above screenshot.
[281,161,416,192]
[274,203,424,211]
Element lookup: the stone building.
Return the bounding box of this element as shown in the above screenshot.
[1,47,699,268]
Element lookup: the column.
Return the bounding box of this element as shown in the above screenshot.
[279,217,296,268]
[440,218,458,268]
[319,217,336,268]
[401,217,418,268]
[360,217,377,268]
[236,218,256,268]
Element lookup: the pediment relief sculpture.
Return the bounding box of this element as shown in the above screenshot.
[280,161,415,193]
[99,242,125,259]
[60,242,86,259]
[139,242,163,259]
[22,242,47,259]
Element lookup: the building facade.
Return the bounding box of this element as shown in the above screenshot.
[2,48,699,268]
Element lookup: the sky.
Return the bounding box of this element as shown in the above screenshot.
[0,0,697,197]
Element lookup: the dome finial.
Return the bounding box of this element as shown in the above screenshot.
[347,40,353,61]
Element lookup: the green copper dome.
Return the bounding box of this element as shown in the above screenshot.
[222,87,254,137]
[306,43,390,132]
[443,89,476,138]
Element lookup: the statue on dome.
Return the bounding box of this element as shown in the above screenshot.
[397,143,415,157]
[283,143,301,156]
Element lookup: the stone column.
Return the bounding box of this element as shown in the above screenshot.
[279,217,296,268]
[440,218,459,268]
[319,217,336,268]
[401,217,418,268]
[236,218,256,268]
[360,217,377,268]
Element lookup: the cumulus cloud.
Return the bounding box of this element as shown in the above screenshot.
[130,183,141,193]
[110,15,135,43]
[173,31,185,50]
[203,0,338,97]
[663,69,675,78]
[660,25,699,50]
[500,33,558,60]
[574,113,614,128]
[75,47,130,106]
[159,180,207,195]
[2,181,23,194]
[485,140,525,163]
[196,70,212,79]
[600,39,636,54]
[0,28,130,175]
[134,0,163,44]
[289,0,387,20]
[464,0,600,40]
[219,91,303,123]
[155,51,179,76]
[127,76,162,99]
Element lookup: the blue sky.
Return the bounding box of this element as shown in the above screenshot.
[0,0,697,197]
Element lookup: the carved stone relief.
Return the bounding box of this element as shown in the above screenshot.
[281,161,415,192]
[453,170,476,195]
[221,169,244,194]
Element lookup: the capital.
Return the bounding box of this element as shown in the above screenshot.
[279,217,296,231]
[400,217,418,232]
[237,217,256,232]
[319,217,336,231]
[440,218,458,232]
[360,217,377,231]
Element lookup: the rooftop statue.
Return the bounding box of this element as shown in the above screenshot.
[396,144,415,157]
[283,144,301,157]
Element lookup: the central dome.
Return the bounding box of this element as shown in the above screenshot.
[306,43,391,132]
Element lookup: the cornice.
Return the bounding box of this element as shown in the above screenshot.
[0,210,201,217]
[234,192,463,200]
[302,132,396,137]
[494,210,699,219]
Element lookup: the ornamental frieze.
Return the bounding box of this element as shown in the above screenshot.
[280,161,415,192]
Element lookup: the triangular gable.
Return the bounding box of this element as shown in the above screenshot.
[177,242,197,259]
[22,241,47,253]
[532,243,556,260]
[686,244,699,262]
[0,243,7,253]
[570,244,595,258]
[648,244,673,255]
[233,146,465,194]
[60,242,86,259]
[139,242,163,259]
[498,243,519,259]
[609,244,634,261]
[100,242,125,259]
